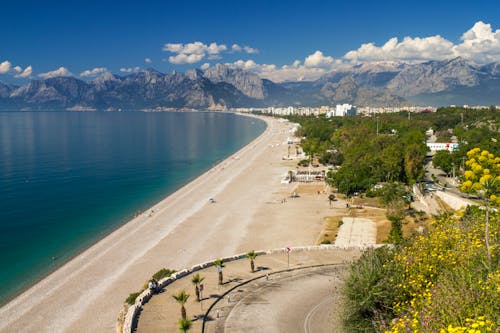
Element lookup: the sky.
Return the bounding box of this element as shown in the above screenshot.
[0,0,499,83]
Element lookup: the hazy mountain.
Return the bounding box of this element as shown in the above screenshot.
[1,69,258,110]
[0,81,17,99]
[320,76,406,106]
[1,57,499,110]
[204,64,266,99]
[386,57,482,96]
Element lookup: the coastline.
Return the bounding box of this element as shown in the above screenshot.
[0,113,280,332]
[0,111,266,307]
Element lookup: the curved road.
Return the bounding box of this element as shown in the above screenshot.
[207,265,347,333]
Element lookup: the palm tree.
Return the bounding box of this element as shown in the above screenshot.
[246,250,258,272]
[172,290,190,320]
[328,194,336,207]
[191,273,205,302]
[213,258,224,285]
[178,318,192,332]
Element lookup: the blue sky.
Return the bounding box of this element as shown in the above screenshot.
[0,0,499,82]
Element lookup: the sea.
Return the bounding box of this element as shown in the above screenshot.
[0,111,266,305]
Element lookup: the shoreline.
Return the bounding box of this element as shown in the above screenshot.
[0,111,266,307]
[0,112,279,332]
[0,113,266,307]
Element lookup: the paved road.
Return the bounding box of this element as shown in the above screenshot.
[208,265,347,333]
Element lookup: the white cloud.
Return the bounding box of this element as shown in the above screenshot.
[343,21,500,64]
[39,67,73,79]
[145,58,152,64]
[229,50,341,82]
[168,53,205,64]
[453,21,500,63]
[15,65,32,78]
[119,66,140,73]
[162,41,257,64]
[0,60,11,74]
[163,41,227,64]
[304,50,337,68]
[200,63,210,70]
[80,67,110,77]
[231,44,258,54]
[243,46,259,54]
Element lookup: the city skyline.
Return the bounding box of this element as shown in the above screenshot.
[0,0,499,83]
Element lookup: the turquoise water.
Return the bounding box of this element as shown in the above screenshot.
[0,111,266,304]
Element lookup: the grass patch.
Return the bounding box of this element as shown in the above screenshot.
[317,216,343,244]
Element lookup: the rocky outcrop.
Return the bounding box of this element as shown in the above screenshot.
[204,63,265,99]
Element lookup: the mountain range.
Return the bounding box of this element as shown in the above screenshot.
[1,57,499,110]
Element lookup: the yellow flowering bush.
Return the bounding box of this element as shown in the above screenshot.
[461,148,500,206]
[384,210,499,333]
[344,209,499,332]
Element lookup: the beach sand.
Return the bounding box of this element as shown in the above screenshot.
[0,115,342,333]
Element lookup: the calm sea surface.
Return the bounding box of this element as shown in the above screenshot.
[0,111,266,304]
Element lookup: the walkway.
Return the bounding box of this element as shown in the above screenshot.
[135,248,364,333]
[335,217,377,246]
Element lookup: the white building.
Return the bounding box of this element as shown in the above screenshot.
[326,104,356,117]
[427,142,459,152]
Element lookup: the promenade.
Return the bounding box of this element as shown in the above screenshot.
[135,247,364,333]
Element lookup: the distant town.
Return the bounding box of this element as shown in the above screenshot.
[230,104,500,117]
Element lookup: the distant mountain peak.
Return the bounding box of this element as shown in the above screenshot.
[204,63,266,99]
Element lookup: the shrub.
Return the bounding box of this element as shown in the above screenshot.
[298,159,310,167]
[152,268,175,281]
[343,247,402,332]
[344,209,500,332]
[125,292,141,305]
[320,239,331,244]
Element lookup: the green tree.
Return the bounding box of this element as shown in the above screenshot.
[246,250,258,272]
[404,143,426,185]
[178,318,192,332]
[172,290,190,320]
[191,274,205,302]
[432,150,454,175]
[214,258,224,285]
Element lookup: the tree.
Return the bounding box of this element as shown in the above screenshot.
[460,148,500,269]
[191,273,205,302]
[404,143,426,185]
[172,290,190,320]
[214,258,224,285]
[178,318,192,333]
[328,193,336,206]
[246,250,258,272]
[432,150,454,175]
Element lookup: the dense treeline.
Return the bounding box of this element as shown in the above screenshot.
[288,106,499,194]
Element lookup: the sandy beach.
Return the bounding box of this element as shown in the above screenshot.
[0,114,343,333]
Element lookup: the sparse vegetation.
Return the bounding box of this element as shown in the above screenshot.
[152,268,176,281]
[125,292,141,305]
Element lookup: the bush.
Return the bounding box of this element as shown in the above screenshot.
[343,247,401,332]
[125,292,141,305]
[320,239,331,244]
[344,209,500,332]
[298,159,310,167]
[152,268,175,281]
